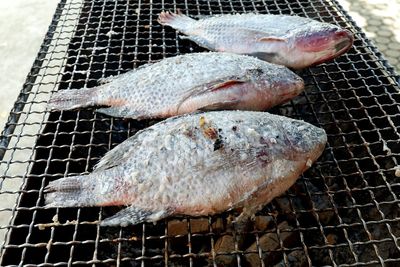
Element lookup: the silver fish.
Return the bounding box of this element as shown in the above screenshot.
[45,111,327,227]
[158,12,354,69]
[48,52,304,119]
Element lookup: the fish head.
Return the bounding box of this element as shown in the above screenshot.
[288,24,354,68]
[278,119,327,162]
[270,68,304,103]
[251,66,305,106]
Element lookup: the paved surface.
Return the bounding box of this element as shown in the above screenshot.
[338,0,400,73]
[0,0,59,249]
[0,0,59,131]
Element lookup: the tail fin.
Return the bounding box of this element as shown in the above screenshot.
[157,11,196,32]
[44,175,95,207]
[45,170,128,208]
[48,87,97,111]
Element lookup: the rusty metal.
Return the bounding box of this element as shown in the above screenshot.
[1,0,400,266]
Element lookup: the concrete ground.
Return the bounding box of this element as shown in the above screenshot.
[338,0,400,72]
[0,0,399,249]
[0,0,59,130]
[0,0,59,250]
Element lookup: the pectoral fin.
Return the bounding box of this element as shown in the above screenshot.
[190,77,248,97]
[96,106,142,119]
[258,36,287,43]
[209,80,246,91]
[177,78,246,113]
[100,206,171,227]
[199,99,241,111]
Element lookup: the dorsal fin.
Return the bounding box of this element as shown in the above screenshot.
[94,133,145,171]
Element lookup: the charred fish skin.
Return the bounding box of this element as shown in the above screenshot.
[158,12,354,69]
[47,52,304,119]
[45,111,327,227]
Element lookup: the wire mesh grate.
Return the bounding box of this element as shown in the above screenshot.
[1,0,400,266]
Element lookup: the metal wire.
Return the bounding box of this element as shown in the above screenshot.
[1,0,400,266]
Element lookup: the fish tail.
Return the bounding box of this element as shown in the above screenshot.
[44,170,127,208]
[44,175,97,207]
[157,10,195,32]
[48,87,97,110]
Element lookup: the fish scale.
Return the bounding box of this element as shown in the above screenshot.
[45,111,327,227]
[47,52,304,119]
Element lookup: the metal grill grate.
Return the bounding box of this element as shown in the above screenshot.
[1,0,400,266]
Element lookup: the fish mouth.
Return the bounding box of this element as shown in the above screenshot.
[277,76,305,100]
[280,120,327,162]
[335,38,351,52]
[311,29,354,66]
[334,29,354,54]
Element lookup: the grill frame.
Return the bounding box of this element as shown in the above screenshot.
[1,0,400,266]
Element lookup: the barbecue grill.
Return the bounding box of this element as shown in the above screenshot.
[1,0,400,266]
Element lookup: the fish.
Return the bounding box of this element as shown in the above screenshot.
[158,12,354,69]
[44,110,327,227]
[47,52,304,119]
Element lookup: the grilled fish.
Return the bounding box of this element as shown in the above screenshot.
[158,12,354,69]
[48,52,304,119]
[45,111,327,227]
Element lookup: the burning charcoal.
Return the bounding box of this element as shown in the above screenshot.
[214,235,236,266]
[274,197,292,214]
[211,218,225,233]
[245,221,295,266]
[307,183,335,225]
[273,250,308,267]
[168,219,205,236]
[168,220,187,236]
[168,218,224,236]
[326,234,337,245]
[314,207,334,225]
[254,216,274,231]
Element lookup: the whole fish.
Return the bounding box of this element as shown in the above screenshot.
[45,111,327,227]
[158,12,354,69]
[48,52,304,119]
